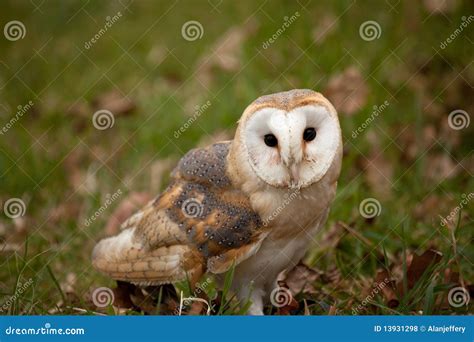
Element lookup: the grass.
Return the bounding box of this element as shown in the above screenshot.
[0,0,473,315]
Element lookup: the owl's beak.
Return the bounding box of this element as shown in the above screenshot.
[289,163,300,183]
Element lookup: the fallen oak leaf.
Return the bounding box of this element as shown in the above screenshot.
[196,19,258,87]
[325,66,369,116]
[375,269,399,309]
[424,153,460,183]
[362,131,393,200]
[403,249,443,292]
[423,0,458,14]
[92,90,136,116]
[284,262,321,295]
[112,281,136,310]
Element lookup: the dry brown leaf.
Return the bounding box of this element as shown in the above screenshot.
[422,98,445,119]
[404,249,443,291]
[361,131,393,199]
[312,13,338,45]
[67,100,89,118]
[423,0,458,14]
[397,129,417,162]
[146,45,167,66]
[50,201,81,223]
[92,90,136,116]
[325,66,369,116]
[363,152,393,200]
[413,194,444,220]
[130,290,157,314]
[318,221,344,249]
[111,282,136,310]
[63,147,99,195]
[439,118,462,148]
[60,272,77,294]
[424,153,460,182]
[397,125,437,163]
[187,301,205,315]
[325,266,342,285]
[105,192,152,236]
[443,268,460,285]
[284,263,321,295]
[196,19,258,87]
[375,269,399,308]
[0,215,29,253]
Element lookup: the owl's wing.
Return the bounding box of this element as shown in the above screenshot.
[92,142,267,285]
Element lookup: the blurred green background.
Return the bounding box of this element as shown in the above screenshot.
[0,0,472,315]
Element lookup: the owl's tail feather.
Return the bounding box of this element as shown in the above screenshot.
[92,228,202,286]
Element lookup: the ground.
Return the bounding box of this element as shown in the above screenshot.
[0,0,472,315]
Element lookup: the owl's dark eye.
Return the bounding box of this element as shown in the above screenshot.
[264,134,278,147]
[303,127,317,142]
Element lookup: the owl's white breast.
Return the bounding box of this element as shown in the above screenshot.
[225,137,342,303]
[229,146,341,294]
[250,179,336,266]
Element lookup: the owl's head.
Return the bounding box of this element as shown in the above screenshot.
[233,89,341,189]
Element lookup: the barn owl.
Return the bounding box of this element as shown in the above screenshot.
[92,89,342,315]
